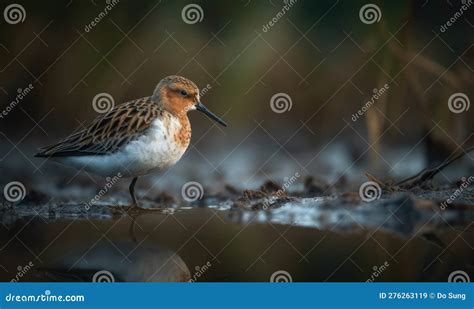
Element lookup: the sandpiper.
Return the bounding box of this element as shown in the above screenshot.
[35,75,227,209]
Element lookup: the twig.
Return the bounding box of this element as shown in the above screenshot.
[395,147,474,189]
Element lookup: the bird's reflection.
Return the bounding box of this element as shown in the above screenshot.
[37,241,190,282]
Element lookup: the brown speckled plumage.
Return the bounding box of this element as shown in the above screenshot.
[35,97,163,157]
[173,115,191,148]
[35,75,203,158]
[35,75,227,209]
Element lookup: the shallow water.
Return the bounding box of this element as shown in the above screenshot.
[1,189,473,282]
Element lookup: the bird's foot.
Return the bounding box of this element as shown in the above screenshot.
[127,202,161,213]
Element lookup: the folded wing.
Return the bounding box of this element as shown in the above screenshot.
[35,97,162,157]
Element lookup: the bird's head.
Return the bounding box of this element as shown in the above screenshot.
[152,75,227,127]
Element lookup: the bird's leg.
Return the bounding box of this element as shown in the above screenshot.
[129,177,139,210]
[129,214,138,243]
[127,177,140,242]
[127,176,160,212]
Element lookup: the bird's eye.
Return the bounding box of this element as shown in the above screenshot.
[180,89,188,97]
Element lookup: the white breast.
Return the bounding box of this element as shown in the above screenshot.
[122,117,187,175]
[61,117,188,177]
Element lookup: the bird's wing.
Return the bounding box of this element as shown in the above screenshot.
[35,97,163,157]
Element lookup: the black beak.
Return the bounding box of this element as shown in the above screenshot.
[196,102,227,127]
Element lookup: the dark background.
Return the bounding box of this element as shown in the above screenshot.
[0,0,473,283]
[0,0,472,178]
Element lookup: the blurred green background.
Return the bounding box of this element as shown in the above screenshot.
[0,0,473,283]
[0,0,473,175]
